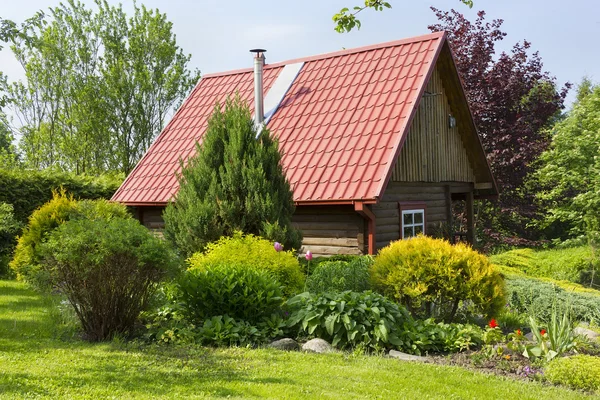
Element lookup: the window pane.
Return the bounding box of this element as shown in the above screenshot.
[403,213,413,225]
[415,225,423,235]
[414,212,423,224]
[403,226,413,238]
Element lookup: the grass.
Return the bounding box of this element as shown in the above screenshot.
[0,280,596,399]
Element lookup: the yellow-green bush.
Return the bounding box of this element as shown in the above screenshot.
[10,190,130,288]
[371,236,505,321]
[187,232,304,296]
[545,355,600,393]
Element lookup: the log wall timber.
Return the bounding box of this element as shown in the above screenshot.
[392,63,476,183]
[373,182,471,251]
[135,206,166,230]
[292,205,365,257]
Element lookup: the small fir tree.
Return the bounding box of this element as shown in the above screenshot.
[163,96,302,257]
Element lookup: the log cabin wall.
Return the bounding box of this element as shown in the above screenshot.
[392,64,476,183]
[372,182,471,251]
[292,205,366,257]
[134,206,166,231]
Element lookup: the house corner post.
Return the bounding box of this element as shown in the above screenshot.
[466,190,475,246]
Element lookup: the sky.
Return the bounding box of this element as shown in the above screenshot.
[1,0,599,112]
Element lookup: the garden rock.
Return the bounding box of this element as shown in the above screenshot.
[574,327,599,341]
[388,350,429,362]
[302,338,333,353]
[269,338,300,351]
[525,332,535,341]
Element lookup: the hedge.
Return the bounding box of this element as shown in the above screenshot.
[0,169,123,224]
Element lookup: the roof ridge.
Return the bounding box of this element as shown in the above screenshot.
[202,31,445,79]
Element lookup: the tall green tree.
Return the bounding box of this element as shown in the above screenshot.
[536,80,600,241]
[163,96,302,257]
[1,0,198,174]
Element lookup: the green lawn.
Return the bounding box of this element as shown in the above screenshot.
[0,280,594,399]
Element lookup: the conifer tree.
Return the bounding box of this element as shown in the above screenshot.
[163,96,302,257]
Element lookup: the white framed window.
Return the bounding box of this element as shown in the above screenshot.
[399,202,426,239]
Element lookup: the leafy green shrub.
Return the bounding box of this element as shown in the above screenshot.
[505,276,600,325]
[416,320,485,353]
[144,305,286,346]
[0,168,122,224]
[491,246,599,289]
[176,264,284,325]
[545,355,600,393]
[187,232,304,296]
[286,291,414,351]
[0,203,21,277]
[371,236,506,321]
[306,256,372,293]
[163,96,301,257]
[10,191,130,288]
[39,217,178,341]
[195,315,285,347]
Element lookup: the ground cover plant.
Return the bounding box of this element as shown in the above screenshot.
[545,355,600,393]
[0,279,595,399]
[504,275,600,326]
[491,246,599,289]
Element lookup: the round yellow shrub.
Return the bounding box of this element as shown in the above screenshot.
[370,236,505,321]
[187,231,304,296]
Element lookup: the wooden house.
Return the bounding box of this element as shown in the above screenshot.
[112,32,497,257]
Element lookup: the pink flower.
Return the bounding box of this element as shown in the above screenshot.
[305,251,313,261]
[274,242,283,252]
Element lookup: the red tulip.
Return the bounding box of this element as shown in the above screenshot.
[488,319,498,329]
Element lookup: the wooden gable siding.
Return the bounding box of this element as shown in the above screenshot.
[392,65,476,183]
[292,205,365,257]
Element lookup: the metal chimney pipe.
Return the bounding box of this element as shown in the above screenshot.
[250,49,266,126]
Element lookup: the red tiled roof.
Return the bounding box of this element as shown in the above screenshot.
[112,32,446,205]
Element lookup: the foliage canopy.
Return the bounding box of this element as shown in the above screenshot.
[0,0,198,174]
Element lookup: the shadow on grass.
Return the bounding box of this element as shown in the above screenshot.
[1,343,296,398]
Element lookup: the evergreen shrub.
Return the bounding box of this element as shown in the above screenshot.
[187,232,304,296]
[39,217,178,341]
[505,275,600,325]
[163,96,301,257]
[371,236,505,322]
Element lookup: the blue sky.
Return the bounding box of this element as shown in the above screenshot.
[1,0,599,109]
